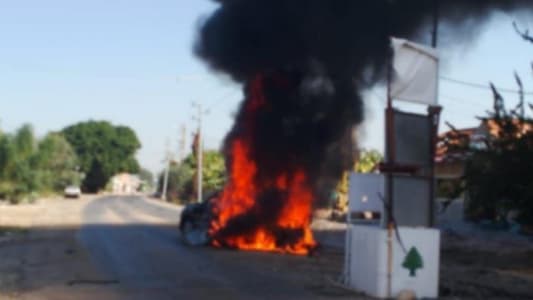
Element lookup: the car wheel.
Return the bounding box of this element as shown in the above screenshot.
[181,220,209,246]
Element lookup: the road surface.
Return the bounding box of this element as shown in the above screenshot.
[3,196,533,299]
[78,196,351,300]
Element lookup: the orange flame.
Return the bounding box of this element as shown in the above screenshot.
[209,75,317,255]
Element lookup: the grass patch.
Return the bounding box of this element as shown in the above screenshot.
[0,227,28,237]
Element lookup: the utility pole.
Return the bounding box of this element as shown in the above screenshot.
[429,0,440,225]
[178,124,187,163]
[192,102,209,203]
[431,0,440,48]
[161,138,171,201]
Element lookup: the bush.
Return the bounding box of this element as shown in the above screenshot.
[158,150,225,203]
[0,125,81,203]
[447,77,533,224]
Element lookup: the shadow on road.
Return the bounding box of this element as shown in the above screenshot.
[0,217,356,300]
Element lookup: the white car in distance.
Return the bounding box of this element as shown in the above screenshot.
[64,186,81,198]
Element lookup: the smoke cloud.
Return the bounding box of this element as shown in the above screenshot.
[196,0,533,207]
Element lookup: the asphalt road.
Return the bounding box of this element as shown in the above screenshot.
[78,196,352,300]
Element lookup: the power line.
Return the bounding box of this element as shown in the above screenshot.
[440,76,533,96]
[439,94,489,107]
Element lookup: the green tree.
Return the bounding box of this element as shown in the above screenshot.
[0,125,39,203]
[33,133,80,192]
[13,125,36,160]
[442,27,533,224]
[335,149,383,197]
[445,78,533,224]
[138,168,154,191]
[0,126,84,203]
[201,151,226,194]
[158,162,195,202]
[158,150,225,203]
[355,149,383,173]
[62,121,141,193]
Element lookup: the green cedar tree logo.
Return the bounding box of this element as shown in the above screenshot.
[402,247,424,277]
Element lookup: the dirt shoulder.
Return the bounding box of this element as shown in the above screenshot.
[0,196,121,300]
[439,231,533,299]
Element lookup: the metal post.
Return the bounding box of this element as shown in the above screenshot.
[385,49,395,299]
[428,106,442,226]
[386,222,394,298]
[431,0,440,48]
[429,0,440,227]
[178,124,186,163]
[385,50,396,226]
[197,109,203,203]
[161,139,170,201]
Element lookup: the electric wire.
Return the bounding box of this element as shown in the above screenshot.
[440,76,533,96]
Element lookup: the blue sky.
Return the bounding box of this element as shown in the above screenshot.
[0,1,531,174]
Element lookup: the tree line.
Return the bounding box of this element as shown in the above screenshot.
[442,26,533,226]
[0,120,142,203]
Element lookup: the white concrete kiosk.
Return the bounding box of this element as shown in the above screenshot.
[345,225,440,299]
[344,173,440,299]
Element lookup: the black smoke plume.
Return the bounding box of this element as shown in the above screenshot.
[196,1,533,211]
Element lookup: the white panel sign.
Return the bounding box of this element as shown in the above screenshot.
[390,38,439,106]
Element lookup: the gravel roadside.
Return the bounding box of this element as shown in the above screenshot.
[0,195,121,300]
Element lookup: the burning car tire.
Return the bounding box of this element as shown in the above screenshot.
[178,200,213,246]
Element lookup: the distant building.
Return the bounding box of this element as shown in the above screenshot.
[110,173,142,195]
[435,126,477,180]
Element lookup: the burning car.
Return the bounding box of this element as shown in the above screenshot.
[178,75,319,256]
[178,193,218,246]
